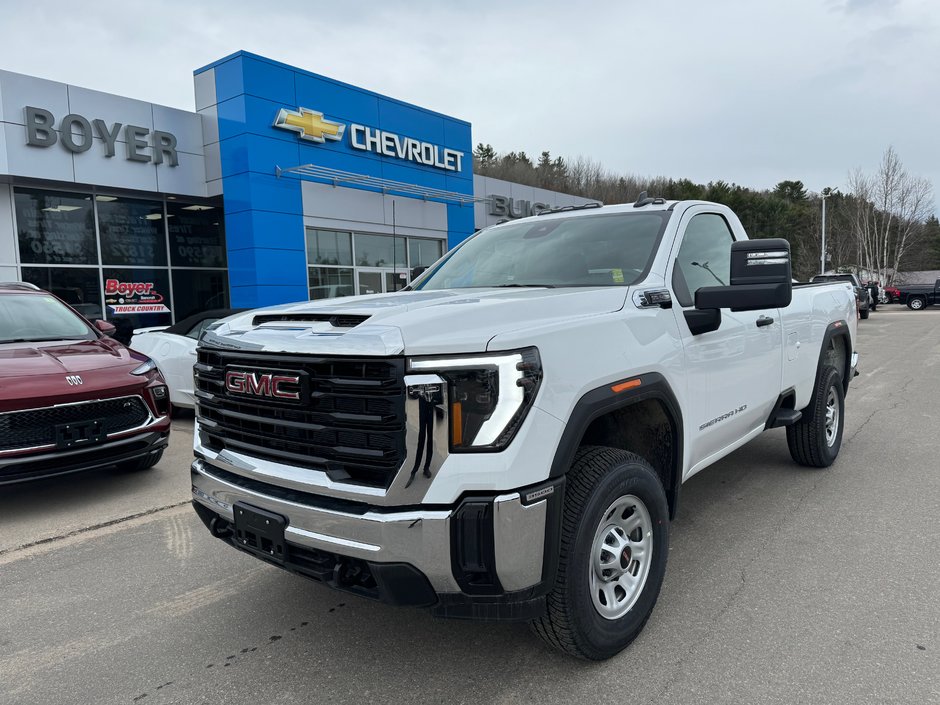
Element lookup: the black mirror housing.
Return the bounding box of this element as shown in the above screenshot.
[695,238,792,312]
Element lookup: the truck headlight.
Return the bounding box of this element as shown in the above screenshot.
[408,347,542,451]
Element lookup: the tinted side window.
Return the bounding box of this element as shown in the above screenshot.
[672,214,735,307]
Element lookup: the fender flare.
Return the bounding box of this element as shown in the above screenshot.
[548,372,684,519]
[816,319,853,395]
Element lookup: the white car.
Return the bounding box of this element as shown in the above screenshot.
[130,309,243,409]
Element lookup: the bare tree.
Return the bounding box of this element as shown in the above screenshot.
[848,147,935,283]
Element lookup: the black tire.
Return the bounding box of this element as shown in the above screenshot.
[909,297,926,310]
[531,446,669,660]
[786,366,844,468]
[859,307,869,319]
[117,449,163,472]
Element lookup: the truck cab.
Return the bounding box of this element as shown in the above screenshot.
[899,278,940,309]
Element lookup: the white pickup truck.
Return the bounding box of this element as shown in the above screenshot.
[190,196,858,660]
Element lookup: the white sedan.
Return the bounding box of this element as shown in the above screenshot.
[130,309,243,410]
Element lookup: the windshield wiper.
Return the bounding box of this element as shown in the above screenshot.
[492,284,557,288]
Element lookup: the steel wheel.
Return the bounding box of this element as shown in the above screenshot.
[825,387,839,447]
[590,494,653,620]
[910,298,925,310]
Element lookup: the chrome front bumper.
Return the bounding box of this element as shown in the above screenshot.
[191,458,554,596]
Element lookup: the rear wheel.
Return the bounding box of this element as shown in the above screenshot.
[859,307,869,319]
[909,297,926,310]
[531,446,669,660]
[117,449,163,472]
[787,366,844,468]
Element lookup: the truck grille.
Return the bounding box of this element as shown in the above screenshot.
[0,397,151,452]
[194,348,406,488]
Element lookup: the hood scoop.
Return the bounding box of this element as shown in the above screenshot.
[251,313,370,328]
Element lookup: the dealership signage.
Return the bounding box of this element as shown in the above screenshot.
[23,106,179,166]
[488,194,550,219]
[104,279,170,314]
[273,106,464,172]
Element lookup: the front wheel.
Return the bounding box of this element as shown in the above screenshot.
[859,307,870,319]
[909,297,926,310]
[787,366,845,468]
[531,446,669,660]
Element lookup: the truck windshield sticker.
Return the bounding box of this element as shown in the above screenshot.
[700,405,747,431]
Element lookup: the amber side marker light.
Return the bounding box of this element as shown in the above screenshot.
[611,378,642,393]
[451,402,463,446]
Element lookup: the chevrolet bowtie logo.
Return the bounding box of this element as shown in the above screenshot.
[273,107,345,143]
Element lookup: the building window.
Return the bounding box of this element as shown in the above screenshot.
[14,188,98,265]
[354,233,406,268]
[172,269,230,320]
[20,266,103,321]
[409,238,444,269]
[304,228,444,300]
[310,267,354,300]
[97,195,168,267]
[14,188,227,327]
[102,267,172,335]
[168,203,226,268]
[307,229,353,266]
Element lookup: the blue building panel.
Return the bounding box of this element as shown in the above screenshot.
[376,101,446,146]
[240,55,297,105]
[195,51,474,308]
[293,72,381,126]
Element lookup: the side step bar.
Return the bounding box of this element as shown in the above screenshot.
[767,408,802,429]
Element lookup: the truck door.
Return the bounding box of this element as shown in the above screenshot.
[667,209,784,476]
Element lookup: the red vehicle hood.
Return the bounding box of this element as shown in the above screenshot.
[0,338,152,413]
[0,338,137,377]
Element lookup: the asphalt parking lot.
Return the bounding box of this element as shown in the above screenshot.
[1,306,938,705]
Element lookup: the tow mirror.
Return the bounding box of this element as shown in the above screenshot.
[94,319,117,336]
[695,238,792,312]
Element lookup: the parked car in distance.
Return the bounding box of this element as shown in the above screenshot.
[811,273,871,318]
[896,278,940,310]
[883,286,901,304]
[130,308,245,410]
[0,282,170,484]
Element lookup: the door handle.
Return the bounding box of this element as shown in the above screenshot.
[756,315,774,327]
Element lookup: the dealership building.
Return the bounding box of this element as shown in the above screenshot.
[0,51,593,330]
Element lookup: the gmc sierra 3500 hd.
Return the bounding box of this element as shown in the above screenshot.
[190,195,858,660]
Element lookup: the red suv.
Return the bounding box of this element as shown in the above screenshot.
[0,282,171,484]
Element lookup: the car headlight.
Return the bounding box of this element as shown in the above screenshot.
[408,347,542,451]
[131,358,157,376]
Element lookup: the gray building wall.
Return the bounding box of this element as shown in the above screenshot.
[301,181,448,238]
[0,70,211,287]
[0,69,208,197]
[473,174,599,230]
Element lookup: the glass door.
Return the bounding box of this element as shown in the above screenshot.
[357,270,383,296]
[357,268,409,295]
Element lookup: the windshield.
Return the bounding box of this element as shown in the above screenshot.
[0,293,96,344]
[414,212,669,290]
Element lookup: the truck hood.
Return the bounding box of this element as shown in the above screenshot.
[0,338,138,378]
[203,287,629,356]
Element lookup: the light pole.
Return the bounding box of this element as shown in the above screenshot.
[820,189,834,275]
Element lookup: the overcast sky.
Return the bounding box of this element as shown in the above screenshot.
[1,0,937,200]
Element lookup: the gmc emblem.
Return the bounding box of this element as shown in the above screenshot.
[224,369,304,402]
